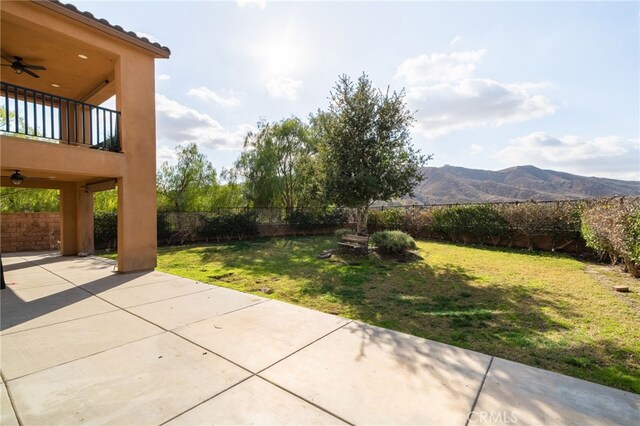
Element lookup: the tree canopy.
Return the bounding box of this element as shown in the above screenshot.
[232,117,321,210]
[316,73,430,232]
[157,142,218,212]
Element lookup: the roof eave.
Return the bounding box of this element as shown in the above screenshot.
[35,0,171,59]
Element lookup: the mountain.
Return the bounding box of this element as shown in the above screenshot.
[410,165,640,205]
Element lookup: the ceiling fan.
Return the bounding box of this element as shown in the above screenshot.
[1,55,46,79]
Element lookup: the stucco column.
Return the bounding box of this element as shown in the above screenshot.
[77,183,94,254]
[115,54,157,272]
[59,183,78,255]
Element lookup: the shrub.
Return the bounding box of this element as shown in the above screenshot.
[402,208,435,239]
[431,204,510,244]
[287,208,349,233]
[335,228,355,240]
[202,211,259,241]
[94,211,117,249]
[371,230,417,254]
[580,197,640,276]
[368,209,405,232]
[157,212,174,246]
[626,209,640,264]
[224,211,259,240]
[497,202,580,249]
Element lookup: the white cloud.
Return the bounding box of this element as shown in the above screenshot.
[155,93,251,151]
[395,49,487,84]
[495,132,640,180]
[157,74,171,81]
[408,78,556,138]
[236,0,266,10]
[188,86,240,107]
[134,31,159,44]
[470,144,483,155]
[266,77,302,100]
[156,145,178,166]
[449,35,462,46]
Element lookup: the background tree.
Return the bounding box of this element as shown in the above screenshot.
[94,189,118,212]
[317,73,430,233]
[0,188,59,212]
[233,117,320,211]
[157,142,217,212]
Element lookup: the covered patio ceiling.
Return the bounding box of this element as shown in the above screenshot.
[1,12,116,103]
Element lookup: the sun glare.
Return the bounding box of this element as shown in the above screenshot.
[265,42,298,75]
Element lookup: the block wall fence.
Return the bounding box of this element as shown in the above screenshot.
[1,213,61,253]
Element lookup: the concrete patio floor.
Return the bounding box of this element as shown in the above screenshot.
[1,252,638,425]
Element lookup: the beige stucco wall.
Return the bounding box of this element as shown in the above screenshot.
[0,1,164,271]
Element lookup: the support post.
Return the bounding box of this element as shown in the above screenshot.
[59,183,78,255]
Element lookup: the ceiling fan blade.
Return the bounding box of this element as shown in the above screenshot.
[1,55,15,63]
[24,65,46,70]
[23,68,40,79]
[0,64,11,66]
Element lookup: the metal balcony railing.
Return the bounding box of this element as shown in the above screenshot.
[0,81,121,152]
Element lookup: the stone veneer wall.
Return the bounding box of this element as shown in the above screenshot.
[0,213,61,253]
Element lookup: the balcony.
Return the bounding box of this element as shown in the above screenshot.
[1,81,121,152]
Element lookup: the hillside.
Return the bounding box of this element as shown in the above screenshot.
[410,165,640,205]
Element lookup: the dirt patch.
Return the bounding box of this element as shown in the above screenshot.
[585,264,640,314]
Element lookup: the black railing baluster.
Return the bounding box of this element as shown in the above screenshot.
[89,106,93,146]
[32,91,37,136]
[73,101,77,143]
[81,104,85,145]
[42,93,46,137]
[3,83,9,132]
[24,90,29,135]
[57,98,62,141]
[13,85,18,133]
[50,95,54,139]
[0,81,120,152]
[66,99,70,144]
[95,107,99,146]
[115,112,120,151]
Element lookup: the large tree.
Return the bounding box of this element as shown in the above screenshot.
[318,73,430,233]
[157,142,217,212]
[233,117,319,211]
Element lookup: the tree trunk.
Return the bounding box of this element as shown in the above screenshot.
[356,205,370,235]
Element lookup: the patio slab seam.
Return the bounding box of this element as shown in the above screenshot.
[3,328,166,383]
[0,371,21,426]
[4,258,259,379]
[75,274,184,292]
[106,287,215,309]
[1,308,121,337]
[36,261,272,330]
[162,317,356,426]
[464,355,495,426]
[255,319,355,375]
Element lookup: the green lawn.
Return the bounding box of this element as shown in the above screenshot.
[103,236,640,393]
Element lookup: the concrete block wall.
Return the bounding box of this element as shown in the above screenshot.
[0,213,60,253]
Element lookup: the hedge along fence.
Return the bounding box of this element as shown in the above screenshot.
[368,201,582,251]
[368,197,640,276]
[94,207,351,249]
[581,197,640,277]
[94,199,640,277]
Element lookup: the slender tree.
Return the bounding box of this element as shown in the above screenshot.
[157,142,217,212]
[233,117,319,211]
[317,73,430,233]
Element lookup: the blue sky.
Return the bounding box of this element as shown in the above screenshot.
[74,0,640,180]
